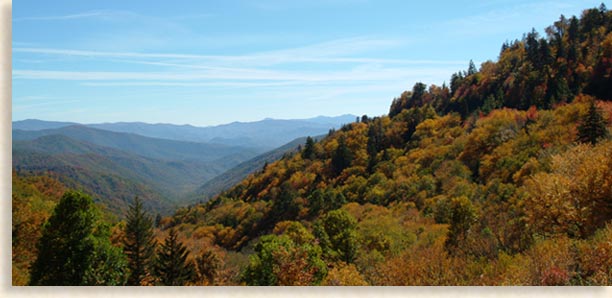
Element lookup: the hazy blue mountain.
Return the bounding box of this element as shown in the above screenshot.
[13,125,262,163]
[12,119,77,131]
[87,114,356,149]
[189,134,326,203]
[13,115,356,149]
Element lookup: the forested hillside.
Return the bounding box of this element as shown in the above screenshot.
[163,6,612,285]
[13,5,612,286]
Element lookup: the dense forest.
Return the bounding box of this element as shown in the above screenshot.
[12,5,612,285]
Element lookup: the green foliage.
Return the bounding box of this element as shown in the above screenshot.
[242,234,326,285]
[29,191,128,285]
[315,209,359,263]
[153,229,196,286]
[124,197,157,285]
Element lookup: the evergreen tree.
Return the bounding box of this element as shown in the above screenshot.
[271,181,299,220]
[331,136,353,176]
[124,197,157,285]
[29,191,128,285]
[467,59,477,76]
[302,136,316,160]
[577,100,609,145]
[153,229,196,286]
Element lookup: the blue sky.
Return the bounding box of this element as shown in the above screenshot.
[12,0,607,126]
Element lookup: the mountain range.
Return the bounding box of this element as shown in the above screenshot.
[14,114,357,150]
[12,115,356,214]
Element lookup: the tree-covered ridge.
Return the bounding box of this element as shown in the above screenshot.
[162,6,612,285]
[390,4,612,118]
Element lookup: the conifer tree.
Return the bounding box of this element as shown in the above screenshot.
[29,191,128,285]
[153,229,196,286]
[331,136,353,176]
[577,100,609,145]
[302,136,315,160]
[467,59,477,75]
[124,197,156,285]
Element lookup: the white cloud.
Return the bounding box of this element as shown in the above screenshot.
[13,10,137,22]
[14,38,466,66]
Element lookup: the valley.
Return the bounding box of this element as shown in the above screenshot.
[12,116,355,214]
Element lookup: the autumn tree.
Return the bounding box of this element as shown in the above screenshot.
[29,191,128,286]
[524,142,612,238]
[124,197,156,285]
[194,249,222,285]
[153,229,196,286]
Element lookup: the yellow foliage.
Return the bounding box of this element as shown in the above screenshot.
[322,263,369,286]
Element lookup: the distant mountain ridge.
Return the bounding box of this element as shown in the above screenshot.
[12,115,357,215]
[13,114,357,149]
[13,125,262,163]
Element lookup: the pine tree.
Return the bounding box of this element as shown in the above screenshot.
[331,136,353,176]
[302,136,315,160]
[29,191,128,285]
[577,100,609,145]
[124,197,157,285]
[153,229,196,286]
[467,59,477,76]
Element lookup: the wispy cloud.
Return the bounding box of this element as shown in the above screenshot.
[14,38,466,66]
[12,65,455,83]
[13,35,463,94]
[13,10,135,22]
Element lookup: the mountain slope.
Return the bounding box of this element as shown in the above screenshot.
[13,146,173,215]
[190,134,326,202]
[12,134,237,214]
